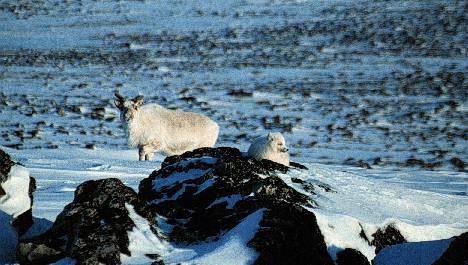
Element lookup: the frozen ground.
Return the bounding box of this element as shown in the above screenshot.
[0,0,466,169]
[0,0,467,264]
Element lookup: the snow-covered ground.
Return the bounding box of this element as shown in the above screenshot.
[1,0,467,264]
[4,146,467,264]
[1,0,466,169]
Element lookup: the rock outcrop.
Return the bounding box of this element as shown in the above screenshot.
[336,248,370,265]
[432,232,468,265]
[371,224,407,254]
[139,147,334,265]
[0,149,15,183]
[17,178,157,265]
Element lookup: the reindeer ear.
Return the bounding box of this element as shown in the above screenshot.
[114,92,125,110]
[114,99,124,110]
[133,95,144,107]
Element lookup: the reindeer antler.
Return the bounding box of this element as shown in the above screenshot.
[114,91,126,110]
[115,91,125,101]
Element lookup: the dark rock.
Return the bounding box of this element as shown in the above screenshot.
[432,232,468,265]
[423,161,443,170]
[371,224,407,254]
[13,209,34,236]
[228,89,253,97]
[290,161,308,170]
[139,147,333,265]
[160,147,242,168]
[84,143,96,150]
[336,248,370,265]
[405,158,426,167]
[449,157,466,171]
[357,160,372,169]
[344,157,372,169]
[16,243,65,265]
[291,177,316,194]
[0,149,15,183]
[373,157,382,165]
[358,225,370,245]
[17,178,158,265]
[249,202,332,265]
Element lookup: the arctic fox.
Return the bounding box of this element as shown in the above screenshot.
[247,132,290,166]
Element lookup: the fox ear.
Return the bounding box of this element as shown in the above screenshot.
[267,132,273,141]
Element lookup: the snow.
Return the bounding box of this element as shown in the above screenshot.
[180,209,262,265]
[208,194,244,209]
[0,165,32,218]
[50,258,77,265]
[123,203,173,265]
[154,169,213,192]
[373,238,454,265]
[282,164,468,262]
[124,203,263,265]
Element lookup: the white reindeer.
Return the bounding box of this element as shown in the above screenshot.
[114,92,219,161]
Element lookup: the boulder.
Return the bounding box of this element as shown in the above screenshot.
[17,178,157,265]
[432,232,468,265]
[336,248,370,265]
[139,147,333,265]
[371,224,407,254]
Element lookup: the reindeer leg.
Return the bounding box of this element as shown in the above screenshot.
[145,152,154,161]
[138,145,146,161]
[139,145,151,161]
[145,141,162,161]
[143,144,157,161]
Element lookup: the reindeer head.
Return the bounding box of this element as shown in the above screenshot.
[114,92,144,122]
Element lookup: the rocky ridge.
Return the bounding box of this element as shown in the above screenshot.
[17,178,157,265]
[139,147,334,265]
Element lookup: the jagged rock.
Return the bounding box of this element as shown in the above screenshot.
[12,209,34,236]
[336,248,370,265]
[0,149,15,183]
[16,243,64,265]
[17,178,157,265]
[139,147,333,265]
[432,232,468,265]
[371,224,407,254]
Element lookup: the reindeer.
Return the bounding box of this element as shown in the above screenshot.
[114,92,219,161]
